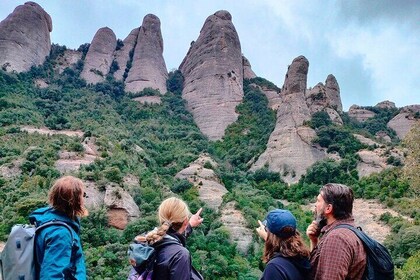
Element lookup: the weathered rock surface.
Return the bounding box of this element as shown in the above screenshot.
[81,27,117,84]
[251,56,325,183]
[21,126,84,137]
[179,10,243,141]
[375,131,392,143]
[176,154,227,210]
[0,2,52,72]
[348,105,376,122]
[242,55,256,79]
[375,100,396,109]
[220,201,253,254]
[55,49,82,74]
[0,159,22,179]
[325,74,342,112]
[104,185,140,229]
[125,14,168,94]
[113,28,139,81]
[353,134,379,146]
[387,105,420,139]
[249,83,281,110]
[357,147,404,178]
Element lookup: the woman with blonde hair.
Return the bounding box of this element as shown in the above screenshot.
[256,209,311,280]
[132,197,204,280]
[29,175,88,279]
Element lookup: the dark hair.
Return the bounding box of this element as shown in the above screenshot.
[49,176,85,220]
[263,230,310,263]
[320,183,354,220]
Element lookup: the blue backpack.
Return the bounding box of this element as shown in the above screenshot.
[335,224,394,280]
[0,221,78,280]
[127,238,179,280]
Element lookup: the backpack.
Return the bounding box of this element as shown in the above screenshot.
[335,224,394,280]
[127,238,179,280]
[0,221,78,280]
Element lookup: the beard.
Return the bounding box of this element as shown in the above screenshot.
[315,205,327,230]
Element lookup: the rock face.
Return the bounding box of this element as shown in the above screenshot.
[175,154,227,210]
[125,14,168,94]
[305,75,343,124]
[55,49,82,74]
[113,28,139,81]
[387,105,420,139]
[376,100,396,109]
[104,185,140,230]
[249,83,281,110]
[179,11,243,141]
[0,2,52,72]
[357,147,404,178]
[242,55,256,79]
[81,27,117,84]
[348,105,376,122]
[220,201,253,254]
[251,56,325,183]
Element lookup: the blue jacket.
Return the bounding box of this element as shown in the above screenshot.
[29,206,87,280]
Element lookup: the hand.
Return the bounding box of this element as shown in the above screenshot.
[189,208,203,228]
[256,220,267,241]
[306,221,320,250]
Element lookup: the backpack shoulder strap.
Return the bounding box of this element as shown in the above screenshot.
[35,220,78,277]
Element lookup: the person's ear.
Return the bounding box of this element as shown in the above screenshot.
[325,204,333,215]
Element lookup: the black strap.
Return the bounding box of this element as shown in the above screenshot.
[35,220,78,278]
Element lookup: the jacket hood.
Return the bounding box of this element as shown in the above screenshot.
[289,256,311,274]
[29,206,81,233]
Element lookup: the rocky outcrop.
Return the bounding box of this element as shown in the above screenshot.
[80,27,117,84]
[376,100,396,109]
[0,2,52,72]
[175,154,226,210]
[387,105,420,139]
[220,201,253,254]
[54,49,82,74]
[325,74,342,112]
[375,131,392,143]
[249,83,281,110]
[104,185,140,229]
[242,55,256,79]
[306,75,343,124]
[251,56,325,183]
[113,28,139,81]
[357,147,404,178]
[348,105,376,122]
[125,14,168,94]
[179,11,243,141]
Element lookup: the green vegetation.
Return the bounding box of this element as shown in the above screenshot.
[0,46,418,278]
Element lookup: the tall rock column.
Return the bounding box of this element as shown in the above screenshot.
[0,2,52,72]
[125,14,168,94]
[251,56,325,183]
[113,28,140,81]
[81,27,117,84]
[179,10,244,141]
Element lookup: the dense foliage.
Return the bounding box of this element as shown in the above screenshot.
[0,46,418,278]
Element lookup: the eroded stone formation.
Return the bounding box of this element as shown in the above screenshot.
[179,10,244,141]
[251,56,325,183]
[0,2,52,72]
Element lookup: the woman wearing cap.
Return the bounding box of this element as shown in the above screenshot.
[256,209,311,280]
[131,197,204,280]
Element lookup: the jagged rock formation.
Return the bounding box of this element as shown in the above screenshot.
[251,56,325,183]
[387,105,420,139]
[55,49,82,74]
[242,55,256,79]
[179,10,243,141]
[125,14,168,94]
[376,100,396,109]
[0,2,52,72]
[348,105,376,122]
[305,75,343,124]
[81,27,117,84]
[175,154,227,210]
[220,202,253,254]
[113,28,139,81]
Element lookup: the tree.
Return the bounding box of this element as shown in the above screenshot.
[403,122,420,197]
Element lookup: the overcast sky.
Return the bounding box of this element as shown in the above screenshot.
[1,0,419,110]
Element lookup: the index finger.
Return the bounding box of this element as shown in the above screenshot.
[194,208,203,216]
[258,220,264,227]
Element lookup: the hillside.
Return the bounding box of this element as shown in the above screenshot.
[0,2,419,279]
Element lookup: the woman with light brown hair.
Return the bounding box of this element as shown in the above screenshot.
[130,197,204,280]
[256,209,311,280]
[29,175,88,279]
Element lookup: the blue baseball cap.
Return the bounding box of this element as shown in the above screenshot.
[263,209,297,238]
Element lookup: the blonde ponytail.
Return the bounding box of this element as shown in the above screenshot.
[145,197,190,244]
